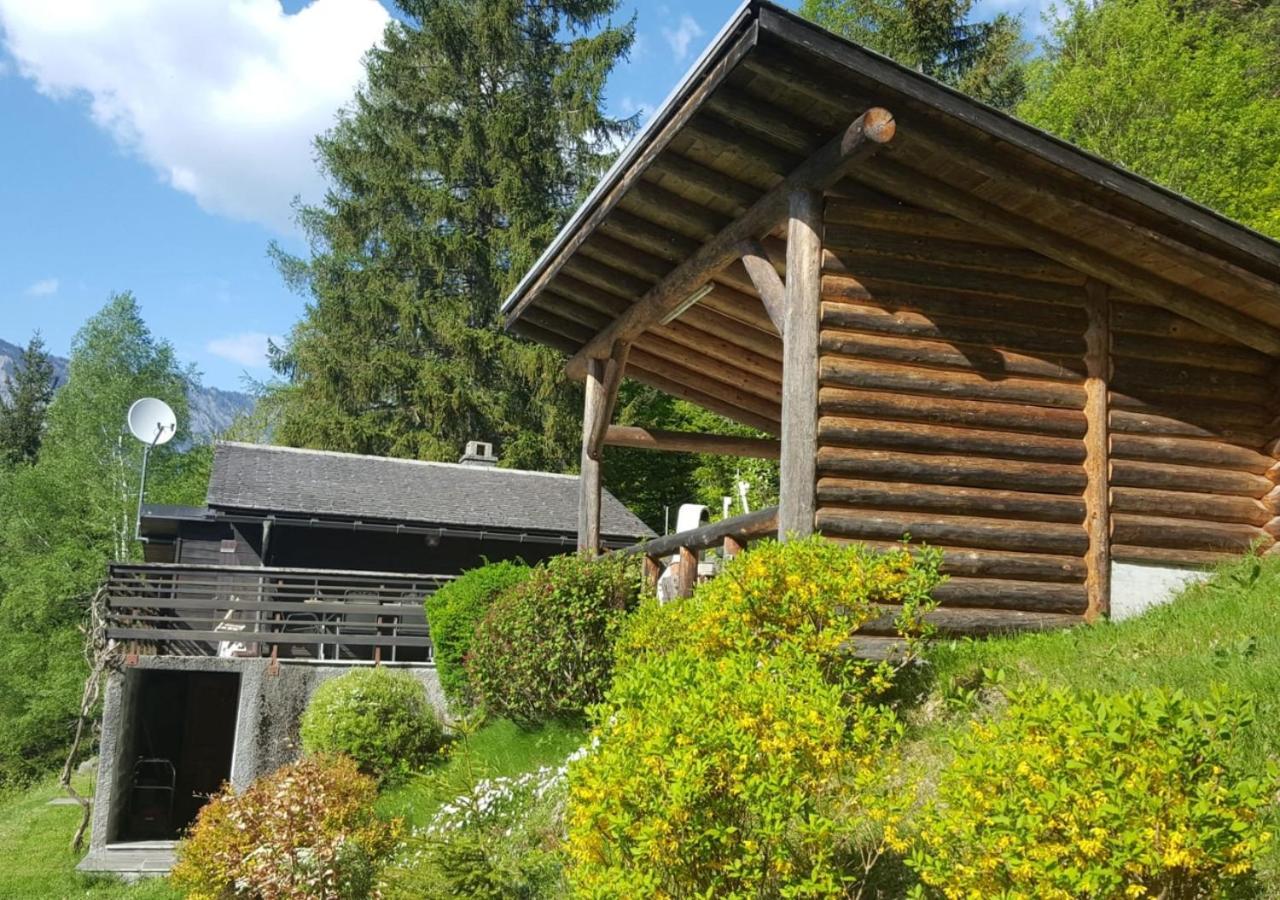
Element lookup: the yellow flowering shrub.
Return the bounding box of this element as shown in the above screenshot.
[909,686,1277,900]
[567,537,942,898]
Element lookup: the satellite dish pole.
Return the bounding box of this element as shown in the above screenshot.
[126,398,178,541]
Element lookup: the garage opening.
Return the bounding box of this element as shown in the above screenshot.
[112,670,240,842]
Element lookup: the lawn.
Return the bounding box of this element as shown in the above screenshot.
[377,717,586,829]
[0,776,179,900]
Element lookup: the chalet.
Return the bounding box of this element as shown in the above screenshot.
[80,441,651,876]
[503,1,1280,643]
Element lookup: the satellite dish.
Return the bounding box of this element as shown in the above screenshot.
[127,397,178,447]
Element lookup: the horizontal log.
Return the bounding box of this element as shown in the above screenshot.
[604,426,780,458]
[824,537,1085,582]
[821,264,1086,307]
[620,507,779,558]
[1110,459,1271,497]
[820,300,1087,357]
[1110,544,1240,567]
[817,445,1086,494]
[1111,487,1270,526]
[821,328,1086,382]
[859,605,1083,636]
[1110,358,1274,406]
[847,635,904,661]
[1108,408,1269,448]
[820,356,1086,409]
[929,577,1088,614]
[1112,331,1272,375]
[1108,392,1273,433]
[1110,434,1273,474]
[815,507,1089,556]
[819,415,1086,464]
[819,386,1086,438]
[822,277,1087,331]
[818,477,1084,523]
[1111,513,1270,553]
[1110,299,1238,346]
[823,226,1083,283]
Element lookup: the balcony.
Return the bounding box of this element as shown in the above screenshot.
[104,563,453,665]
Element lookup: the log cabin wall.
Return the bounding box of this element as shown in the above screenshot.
[813,195,1094,622]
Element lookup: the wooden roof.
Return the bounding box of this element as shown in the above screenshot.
[503,1,1280,434]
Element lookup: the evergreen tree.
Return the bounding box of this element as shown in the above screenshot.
[268,0,634,469]
[801,0,1029,108]
[0,333,57,466]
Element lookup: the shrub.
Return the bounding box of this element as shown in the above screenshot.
[566,537,942,896]
[426,560,530,707]
[300,667,446,782]
[171,754,401,900]
[910,685,1277,899]
[466,552,640,727]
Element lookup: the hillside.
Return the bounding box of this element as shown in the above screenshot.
[0,337,254,439]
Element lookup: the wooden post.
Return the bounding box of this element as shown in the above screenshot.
[1083,279,1111,621]
[723,535,744,559]
[778,188,822,540]
[643,555,662,593]
[677,545,698,598]
[578,357,606,554]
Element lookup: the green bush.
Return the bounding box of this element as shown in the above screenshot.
[426,560,530,707]
[910,685,1277,898]
[300,667,446,782]
[466,552,641,727]
[171,754,401,900]
[567,537,942,896]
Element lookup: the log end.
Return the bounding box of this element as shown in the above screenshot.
[860,107,896,145]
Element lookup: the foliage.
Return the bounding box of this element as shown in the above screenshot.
[171,754,401,900]
[300,667,446,783]
[567,537,943,896]
[0,332,57,467]
[265,0,634,469]
[0,294,203,789]
[382,718,576,899]
[1019,0,1280,239]
[910,685,1276,898]
[802,0,1029,108]
[425,560,530,707]
[466,552,641,727]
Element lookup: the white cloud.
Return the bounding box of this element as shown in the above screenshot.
[25,277,58,296]
[661,14,704,62]
[0,0,389,234]
[617,96,655,123]
[206,331,276,368]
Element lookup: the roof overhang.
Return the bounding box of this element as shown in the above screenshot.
[502,1,1280,432]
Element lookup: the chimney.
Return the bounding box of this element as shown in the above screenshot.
[459,440,498,467]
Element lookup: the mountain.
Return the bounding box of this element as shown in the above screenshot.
[0,337,255,440]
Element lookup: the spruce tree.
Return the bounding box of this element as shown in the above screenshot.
[0,334,57,467]
[801,0,1028,109]
[268,0,634,469]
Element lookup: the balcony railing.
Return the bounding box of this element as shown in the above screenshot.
[105,563,454,665]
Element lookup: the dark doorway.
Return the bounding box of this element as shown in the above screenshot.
[118,670,240,841]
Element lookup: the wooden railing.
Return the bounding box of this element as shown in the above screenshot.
[620,506,778,598]
[105,563,453,665]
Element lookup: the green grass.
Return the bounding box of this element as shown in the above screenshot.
[0,776,179,900]
[377,717,586,829]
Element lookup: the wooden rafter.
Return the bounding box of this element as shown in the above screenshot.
[604,425,780,458]
[564,107,897,380]
[739,239,786,334]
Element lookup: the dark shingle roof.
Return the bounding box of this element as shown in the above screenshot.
[206,442,654,541]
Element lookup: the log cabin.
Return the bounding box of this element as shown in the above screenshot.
[502,1,1280,634]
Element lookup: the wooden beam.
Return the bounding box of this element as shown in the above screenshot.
[604,425,781,458]
[586,342,630,461]
[739,239,786,334]
[1083,279,1112,622]
[564,108,896,380]
[578,357,606,554]
[779,188,822,540]
[855,158,1280,357]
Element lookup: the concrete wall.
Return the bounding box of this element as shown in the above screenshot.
[1110,560,1210,621]
[86,657,444,861]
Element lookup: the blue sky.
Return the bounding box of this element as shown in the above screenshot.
[0,0,1047,392]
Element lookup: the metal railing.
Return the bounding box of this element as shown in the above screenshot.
[105,563,454,665]
[620,506,779,598]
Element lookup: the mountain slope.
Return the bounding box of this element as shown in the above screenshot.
[0,338,254,440]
